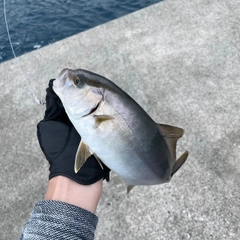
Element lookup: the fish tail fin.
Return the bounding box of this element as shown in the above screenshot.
[157,124,188,175]
[157,124,184,161]
[171,151,188,176]
[127,185,135,194]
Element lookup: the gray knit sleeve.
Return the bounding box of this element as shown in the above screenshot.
[19,200,98,240]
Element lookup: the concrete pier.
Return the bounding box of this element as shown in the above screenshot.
[1,0,240,239]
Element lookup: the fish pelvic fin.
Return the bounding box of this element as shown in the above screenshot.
[93,153,104,170]
[74,140,92,173]
[127,185,135,194]
[157,124,184,161]
[171,151,189,176]
[94,115,114,128]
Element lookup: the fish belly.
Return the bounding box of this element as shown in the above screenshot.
[72,107,171,186]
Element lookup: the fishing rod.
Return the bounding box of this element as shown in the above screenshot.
[3,0,46,105]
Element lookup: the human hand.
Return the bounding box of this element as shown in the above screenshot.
[37,79,110,185]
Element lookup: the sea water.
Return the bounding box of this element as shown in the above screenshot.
[0,0,162,63]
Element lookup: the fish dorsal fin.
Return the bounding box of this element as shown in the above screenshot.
[127,185,135,194]
[94,115,114,127]
[171,151,188,176]
[157,124,184,161]
[74,140,92,173]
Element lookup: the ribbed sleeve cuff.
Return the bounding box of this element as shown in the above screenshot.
[19,200,98,240]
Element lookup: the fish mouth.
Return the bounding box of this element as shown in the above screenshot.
[82,101,100,117]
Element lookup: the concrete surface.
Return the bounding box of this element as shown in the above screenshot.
[1,0,240,239]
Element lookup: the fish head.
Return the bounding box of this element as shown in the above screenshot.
[53,68,103,119]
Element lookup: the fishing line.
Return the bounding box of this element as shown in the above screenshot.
[3,0,46,105]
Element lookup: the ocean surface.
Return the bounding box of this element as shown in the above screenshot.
[0,0,162,63]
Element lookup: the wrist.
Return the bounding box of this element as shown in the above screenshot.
[44,176,103,213]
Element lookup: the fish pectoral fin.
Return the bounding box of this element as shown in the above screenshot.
[93,153,104,170]
[94,115,114,127]
[127,185,135,194]
[171,151,189,176]
[74,140,92,173]
[157,124,184,160]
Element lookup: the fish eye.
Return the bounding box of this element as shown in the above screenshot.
[74,75,85,87]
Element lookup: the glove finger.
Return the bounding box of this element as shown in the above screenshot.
[43,79,71,124]
[37,121,72,164]
[44,79,63,119]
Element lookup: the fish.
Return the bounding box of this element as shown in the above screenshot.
[53,68,188,193]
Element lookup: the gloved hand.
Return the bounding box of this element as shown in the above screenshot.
[37,79,110,185]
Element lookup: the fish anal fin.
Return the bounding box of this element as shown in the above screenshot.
[127,185,135,194]
[94,115,114,127]
[171,151,189,176]
[157,123,184,161]
[74,140,92,173]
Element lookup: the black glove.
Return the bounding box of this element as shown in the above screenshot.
[37,79,110,185]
